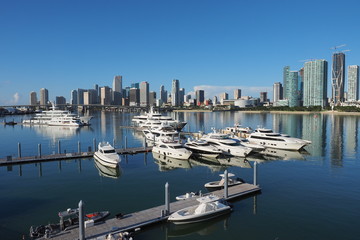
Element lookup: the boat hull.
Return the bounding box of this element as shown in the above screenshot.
[168,206,231,224]
[94,153,120,168]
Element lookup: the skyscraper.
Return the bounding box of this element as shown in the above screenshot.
[283,66,290,99]
[40,88,48,106]
[347,65,359,101]
[30,91,37,105]
[113,75,122,105]
[77,88,86,105]
[129,88,140,106]
[179,88,185,106]
[288,71,299,107]
[195,90,205,105]
[303,59,328,107]
[160,85,167,104]
[332,52,345,104]
[273,82,283,103]
[149,91,156,106]
[140,81,149,107]
[171,79,180,107]
[100,86,112,105]
[71,90,78,105]
[260,92,268,103]
[234,89,241,99]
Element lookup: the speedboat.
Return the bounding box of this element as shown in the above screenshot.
[175,191,201,201]
[204,173,244,190]
[200,129,253,157]
[94,142,121,167]
[247,127,311,151]
[168,195,231,224]
[152,139,192,160]
[184,138,223,158]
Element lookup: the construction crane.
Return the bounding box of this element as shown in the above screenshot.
[330,44,346,50]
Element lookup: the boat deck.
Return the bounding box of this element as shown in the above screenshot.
[48,183,261,240]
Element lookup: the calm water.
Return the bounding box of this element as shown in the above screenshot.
[1,111,359,240]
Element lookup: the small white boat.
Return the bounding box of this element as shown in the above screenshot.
[94,142,121,167]
[168,195,231,224]
[175,191,201,201]
[152,139,192,160]
[204,173,244,190]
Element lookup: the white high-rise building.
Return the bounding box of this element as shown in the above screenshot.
[140,81,149,107]
[171,79,180,106]
[30,91,37,105]
[234,89,241,99]
[273,82,283,103]
[347,65,359,101]
[40,88,49,106]
[112,75,122,105]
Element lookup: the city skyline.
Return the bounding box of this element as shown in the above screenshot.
[1,0,360,105]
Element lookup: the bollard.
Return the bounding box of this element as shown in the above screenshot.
[224,169,228,199]
[78,141,81,154]
[165,182,170,215]
[58,140,61,154]
[38,144,42,158]
[78,200,85,240]
[254,162,258,186]
[18,143,21,158]
[113,138,116,148]
[125,136,128,149]
[144,137,147,149]
[93,138,96,152]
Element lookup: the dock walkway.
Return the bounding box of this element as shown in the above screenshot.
[49,183,261,240]
[0,147,152,166]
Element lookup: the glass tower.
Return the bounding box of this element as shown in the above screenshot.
[347,65,359,101]
[332,52,345,104]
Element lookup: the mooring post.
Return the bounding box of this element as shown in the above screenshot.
[78,200,85,240]
[113,138,116,148]
[224,169,228,199]
[18,142,21,158]
[38,143,42,158]
[254,162,258,186]
[125,136,128,149]
[58,140,61,154]
[165,182,170,215]
[144,136,147,149]
[93,138,96,152]
[78,141,81,154]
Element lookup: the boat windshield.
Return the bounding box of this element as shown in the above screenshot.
[222,142,240,146]
[104,149,116,154]
[171,145,184,149]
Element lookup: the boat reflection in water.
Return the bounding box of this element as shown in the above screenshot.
[259,148,306,161]
[24,124,84,143]
[94,158,122,179]
[217,156,252,168]
[189,156,226,173]
[166,213,230,238]
[152,152,191,171]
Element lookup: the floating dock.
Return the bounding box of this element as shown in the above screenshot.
[49,183,261,240]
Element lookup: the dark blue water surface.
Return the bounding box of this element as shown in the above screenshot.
[0,111,359,240]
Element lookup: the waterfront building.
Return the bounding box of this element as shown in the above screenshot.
[112,75,122,105]
[179,88,185,106]
[30,91,37,105]
[84,91,91,105]
[71,90,77,105]
[260,92,268,103]
[196,90,205,106]
[55,96,66,105]
[283,66,290,100]
[129,88,140,106]
[303,59,328,107]
[140,81,149,107]
[160,85,167,104]
[94,84,99,103]
[234,89,241,99]
[288,71,299,107]
[40,88,49,106]
[77,88,86,105]
[347,65,359,101]
[131,82,139,89]
[171,79,180,106]
[184,94,191,104]
[298,68,304,105]
[149,91,156,106]
[220,92,228,104]
[100,86,112,105]
[332,52,345,105]
[273,82,283,103]
[213,96,218,105]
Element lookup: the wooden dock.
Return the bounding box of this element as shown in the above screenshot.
[49,183,261,240]
[0,147,152,166]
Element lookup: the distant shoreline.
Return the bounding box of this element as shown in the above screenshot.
[173,109,360,115]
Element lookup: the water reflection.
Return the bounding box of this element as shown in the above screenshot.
[94,158,122,179]
[217,156,252,168]
[344,116,358,157]
[260,148,306,161]
[189,157,226,172]
[24,125,80,143]
[152,152,191,171]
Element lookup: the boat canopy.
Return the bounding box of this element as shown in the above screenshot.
[196,195,220,203]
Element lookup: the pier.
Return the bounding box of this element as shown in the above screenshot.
[49,182,261,240]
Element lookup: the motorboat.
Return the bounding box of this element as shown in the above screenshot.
[200,129,253,157]
[152,139,192,160]
[132,107,187,130]
[222,124,253,138]
[184,138,223,158]
[247,127,311,151]
[204,173,244,190]
[22,102,92,126]
[176,191,201,201]
[143,125,180,142]
[168,195,231,224]
[94,142,121,167]
[152,152,192,171]
[231,136,265,152]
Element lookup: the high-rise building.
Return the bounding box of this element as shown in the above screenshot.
[30,91,37,105]
[140,81,149,107]
[179,88,185,106]
[273,82,283,103]
[213,96,218,105]
[260,92,268,103]
[40,88,49,106]
[149,91,156,106]
[71,90,78,105]
[303,59,328,107]
[283,66,290,99]
[77,88,86,105]
[234,89,241,99]
[332,52,345,104]
[288,71,299,107]
[171,79,180,106]
[113,75,122,105]
[55,96,66,105]
[129,88,140,106]
[298,68,304,104]
[347,65,359,101]
[100,86,112,105]
[195,90,205,105]
[131,83,139,89]
[220,92,228,101]
[160,85,167,104]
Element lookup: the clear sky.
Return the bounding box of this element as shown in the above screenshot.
[1,0,360,105]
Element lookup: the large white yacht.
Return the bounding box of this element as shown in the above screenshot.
[184,138,223,158]
[132,107,187,130]
[142,125,180,142]
[152,139,192,160]
[247,127,311,151]
[200,129,253,158]
[22,102,92,126]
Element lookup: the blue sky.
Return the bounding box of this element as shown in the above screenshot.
[1,0,360,105]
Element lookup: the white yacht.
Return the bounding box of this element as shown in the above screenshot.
[222,124,253,138]
[152,139,192,160]
[204,173,244,189]
[184,138,223,158]
[143,125,180,142]
[132,107,187,130]
[200,129,253,158]
[247,127,311,151]
[94,142,121,167]
[168,195,231,224]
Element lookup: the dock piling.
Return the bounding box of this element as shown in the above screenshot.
[93,138,96,152]
[125,136,128,149]
[79,200,85,240]
[165,182,170,215]
[38,144,42,158]
[254,162,258,186]
[78,141,81,154]
[18,142,21,158]
[58,140,61,154]
[224,169,228,199]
